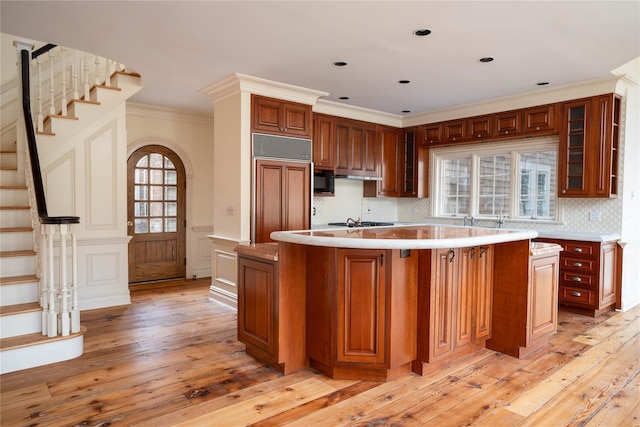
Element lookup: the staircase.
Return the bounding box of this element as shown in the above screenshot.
[0,41,141,374]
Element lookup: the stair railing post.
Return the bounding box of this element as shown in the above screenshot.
[48,49,55,115]
[94,55,101,86]
[45,224,57,337]
[39,223,48,334]
[60,47,68,116]
[36,55,44,132]
[58,224,70,336]
[72,49,79,100]
[83,51,90,100]
[104,58,111,87]
[70,225,80,333]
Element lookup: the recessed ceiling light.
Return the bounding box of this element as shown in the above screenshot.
[333,61,348,67]
[402,110,411,113]
[398,80,411,84]
[414,29,432,36]
[479,57,494,63]
[339,96,350,100]
[536,82,550,86]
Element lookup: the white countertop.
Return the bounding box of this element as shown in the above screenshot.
[535,230,620,243]
[271,224,537,249]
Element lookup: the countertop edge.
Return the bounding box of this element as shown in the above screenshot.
[271,227,538,249]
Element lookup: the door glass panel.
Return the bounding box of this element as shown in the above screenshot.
[131,150,182,235]
[150,218,163,233]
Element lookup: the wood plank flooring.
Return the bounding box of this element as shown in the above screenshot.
[1,278,638,426]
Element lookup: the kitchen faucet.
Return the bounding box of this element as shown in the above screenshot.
[484,200,505,228]
[463,216,476,226]
[346,217,362,227]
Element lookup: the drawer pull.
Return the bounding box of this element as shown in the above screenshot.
[572,276,582,282]
[571,291,582,297]
[573,262,583,267]
[574,247,583,253]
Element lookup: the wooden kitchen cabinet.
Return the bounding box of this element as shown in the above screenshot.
[312,113,335,169]
[413,245,494,373]
[236,243,306,374]
[252,95,312,138]
[423,123,443,146]
[254,159,310,243]
[443,119,467,143]
[306,247,417,380]
[364,126,401,197]
[558,94,620,198]
[335,118,378,177]
[523,104,557,135]
[467,115,493,140]
[488,240,561,358]
[536,238,617,316]
[494,110,522,137]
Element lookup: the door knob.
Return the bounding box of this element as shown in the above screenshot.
[127,220,134,227]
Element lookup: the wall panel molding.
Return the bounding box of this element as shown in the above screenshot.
[85,121,117,229]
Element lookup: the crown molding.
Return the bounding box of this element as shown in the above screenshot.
[402,75,627,127]
[314,99,403,127]
[201,73,329,107]
[126,102,213,125]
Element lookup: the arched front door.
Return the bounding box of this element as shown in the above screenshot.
[127,145,186,283]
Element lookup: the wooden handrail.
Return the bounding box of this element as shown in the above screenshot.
[19,48,79,226]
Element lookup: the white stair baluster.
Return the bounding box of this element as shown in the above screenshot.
[48,49,55,115]
[70,226,80,333]
[104,58,111,87]
[40,224,48,334]
[83,52,90,100]
[94,55,101,86]
[72,49,79,100]
[36,55,44,132]
[45,224,57,337]
[60,47,67,116]
[58,224,70,336]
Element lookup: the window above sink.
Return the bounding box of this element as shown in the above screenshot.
[432,136,559,223]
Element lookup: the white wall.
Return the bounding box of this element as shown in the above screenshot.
[126,103,215,279]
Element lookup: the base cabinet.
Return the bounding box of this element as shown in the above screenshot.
[413,245,493,374]
[236,243,306,374]
[306,247,417,381]
[536,238,617,316]
[488,240,561,358]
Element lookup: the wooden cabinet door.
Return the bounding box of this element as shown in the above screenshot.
[523,104,556,134]
[237,257,276,356]
[252,95,311,138]
[443,120,467,143]
[337,249,387,364]
[335,121,350,171]
[559,99,592,197]
[494,111,521,137]
[468,115,493,140]
[430,248,455,359]
[474,245,493,342]
[313,114,335,169]
[599,242,617,309]
[364,126,378,174]
[528,254,559,344]
[255,160,310,243]
[401,128,418,197]
[377,126,401,197]
[423,123,443,145]
[456,247,474,349]
[594,94,620,197]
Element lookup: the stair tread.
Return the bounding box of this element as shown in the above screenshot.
[0,206,30,210]
[0,326,86,351]
[0,250,36,258]
[71,98,100,105]
[36,131,55,136]
[0,185,27,190]
[0,302,41,316]
[0,166,18,171]
[0,151,17,154]
[0,274,38,285]
[0,227,33,233]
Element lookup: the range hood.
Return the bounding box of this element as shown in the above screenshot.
[335,174,382,181]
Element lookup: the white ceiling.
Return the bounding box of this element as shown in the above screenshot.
[2,1,638,116]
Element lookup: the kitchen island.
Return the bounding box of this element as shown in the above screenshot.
[237,224,561,380]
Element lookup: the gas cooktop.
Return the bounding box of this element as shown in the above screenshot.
[327,221,394,228]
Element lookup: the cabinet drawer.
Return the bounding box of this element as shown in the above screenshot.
[562,242,598,258]
[560,271,596,287]
[561,257,596,273]
[560,285,596,307]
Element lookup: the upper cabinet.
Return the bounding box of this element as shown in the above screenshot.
[252,95,312,138]
[523,104,557,135]
[558,94,620,198]
[335,118,378,177]
[312,113,335,169]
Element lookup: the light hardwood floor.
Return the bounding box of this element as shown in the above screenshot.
[1,278,638,426]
